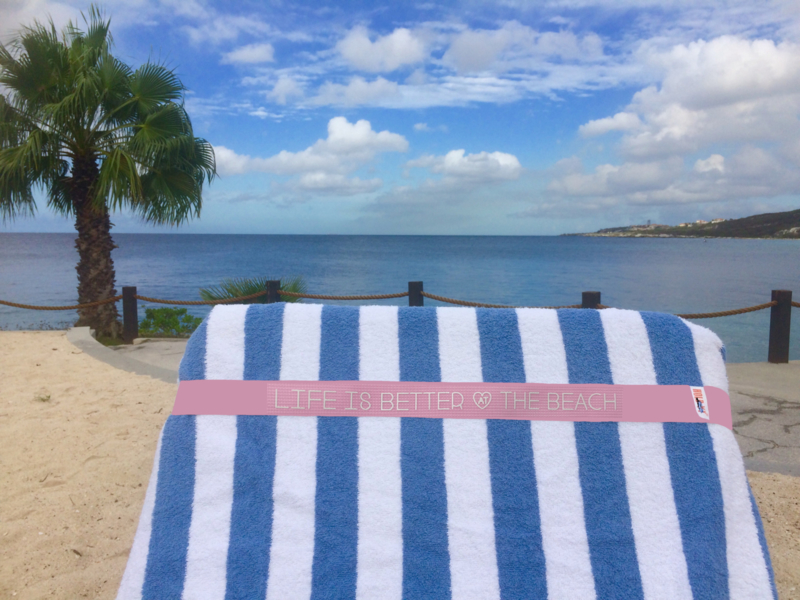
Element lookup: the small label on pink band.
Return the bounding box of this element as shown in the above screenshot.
[174,381,732,429]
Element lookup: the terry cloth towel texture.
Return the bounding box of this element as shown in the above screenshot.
[117,304,777,600]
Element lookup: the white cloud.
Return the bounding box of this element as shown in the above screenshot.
[221,42,274,64]
[413,122,448,132]
[182,14,272,46]
[268,75,304,104]
[407,149,522,184]
[214,117,407,195]
[546,148,800,206]
[580,112,642,136]
[443,22,605,74]
[296,173,382,195]
[547,157,683,197]
[583,36,800,158]
[694,154,725,173]
[312,76,400,107]
[337,26,427,72]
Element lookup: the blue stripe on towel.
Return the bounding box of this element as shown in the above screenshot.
[560,311,644,598]
[663,423,728,599]
[398,307,441,382]
[575,422,645,600]
[476,308,526,383]
[487,421,547,599]
[400,418,451,599]
[225,416,278,600]
[640,312,703,386]
[310,306,360,599]
[398,310,449,598]
[557,309,614,384]
[178,319,207,381]
[643,312,729,599]
[243,304,285,381]
[142,415,196,600]
[476,308,547,598]
[311,417,359,599]
[319,306,359,381]
[749,486,779,600]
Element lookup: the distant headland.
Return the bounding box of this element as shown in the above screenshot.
[563,208,800,239]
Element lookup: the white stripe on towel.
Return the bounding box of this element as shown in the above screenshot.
[600,309,658,385]
[358,306,400,381]
[205,305,249,380]
[438,307,500,600]
[267,416,319,600]
[356,417,403,600]
[684,320,729,393]
[618,423,693,600]
[437,307,483,383]
[356,305,402,600]
[710,426,774,599]
[516,309,569,383]
[182,416,237,600]
[443,419,499,600]
[280,303,323,381]
[115,429,165,600]
[602,310,692,600]
[531,421,596,600]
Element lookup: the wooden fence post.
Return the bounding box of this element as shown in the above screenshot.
[122,286,138,344]
[266,280,281,304]
[582,291,601,309]
[409,281,424,306]
[768,290,792,363]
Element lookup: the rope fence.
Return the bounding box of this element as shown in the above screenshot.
[0,295,123,311]
[279,290,409,301]
[675,301,778,320]
[420,291,581,309]
[134,290,268,305]
[0,282,794,363]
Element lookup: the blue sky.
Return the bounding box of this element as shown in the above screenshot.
[3,0,800,234]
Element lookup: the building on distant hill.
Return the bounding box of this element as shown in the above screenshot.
[678,223,691,227]
[711,218,726,223]
[695,219,708,224]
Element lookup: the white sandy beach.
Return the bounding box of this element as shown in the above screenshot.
[0,330,798,599]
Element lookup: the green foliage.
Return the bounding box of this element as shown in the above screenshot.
[139,306,202,337]
[0,5,216,223]
[199,276,307,304]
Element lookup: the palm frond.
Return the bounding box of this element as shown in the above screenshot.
[128,63,183,117]
[199,277,308,304]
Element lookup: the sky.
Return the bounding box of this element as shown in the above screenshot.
[2,0,800,235]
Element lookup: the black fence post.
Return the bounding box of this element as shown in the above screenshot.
[768,290,792,364]
[122,286,138,344]
[582,291,601,309]
[266,280,281,304]
[409,281,424,307]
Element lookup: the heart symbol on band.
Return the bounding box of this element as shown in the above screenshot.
[473,392,492,409]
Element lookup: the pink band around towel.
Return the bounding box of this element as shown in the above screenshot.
[174,381,732,429]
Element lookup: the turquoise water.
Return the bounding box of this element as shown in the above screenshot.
[1,233,798,363]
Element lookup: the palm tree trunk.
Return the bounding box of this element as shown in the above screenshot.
[72,154,121,338]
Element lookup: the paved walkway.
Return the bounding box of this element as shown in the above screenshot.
[67,328,800,476]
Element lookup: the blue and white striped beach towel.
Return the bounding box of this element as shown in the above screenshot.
[117,304,777,600]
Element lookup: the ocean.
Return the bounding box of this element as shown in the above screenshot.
[1,233,798,363]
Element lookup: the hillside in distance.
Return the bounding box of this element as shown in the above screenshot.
[567,208,800,238]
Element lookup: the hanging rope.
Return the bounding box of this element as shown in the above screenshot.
[0,295,123,311]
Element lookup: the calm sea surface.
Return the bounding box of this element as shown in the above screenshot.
[2,233,799,363]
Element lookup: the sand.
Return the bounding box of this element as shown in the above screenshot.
[0,330,798,599]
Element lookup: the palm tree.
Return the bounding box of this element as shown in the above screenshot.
[0,7,215,337]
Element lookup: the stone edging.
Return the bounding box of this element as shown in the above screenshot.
[66,327,177,384]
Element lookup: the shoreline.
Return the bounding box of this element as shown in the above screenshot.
[562,232,800,240]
